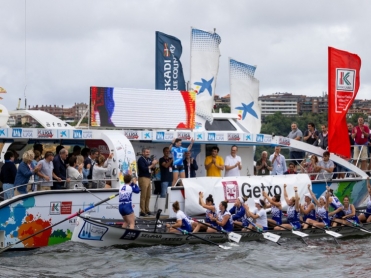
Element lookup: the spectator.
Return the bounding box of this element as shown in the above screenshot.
[183,151,198,178]
[351,117,370,171]
[347,123,355,158]
[256,151,272,176]
[9,149,22,165]
[315,124,329,150]
[169,138,194,187]
[300,155,319,180]
[53,148,69,189]
[284,162,298,174]
[92,153,114,188]
[67,156,83,189]
[315,151,335,181]
[81,147,90,186]
[55,145,65,157]
[288,122,304,164]
[0,151,17,199]
[36,151,57,191]
[67,145,82,164]
[33,143,44,158]
[224,145,242,177]
[269,146,287,175]
[204,146,224,177]
[14,150,41,194]
[137,148,158,216]
[303,122,319,145]
[159,147,173,198]
[31,150,42,191]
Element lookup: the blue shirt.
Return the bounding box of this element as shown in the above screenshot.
[171,147,188,166]
[119,182,140,204]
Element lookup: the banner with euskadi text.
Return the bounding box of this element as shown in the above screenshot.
[182,174,311,216]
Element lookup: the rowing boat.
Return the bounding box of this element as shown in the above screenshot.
[71,215,371,248]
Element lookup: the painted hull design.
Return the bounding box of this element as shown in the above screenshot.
[71,216,371,248]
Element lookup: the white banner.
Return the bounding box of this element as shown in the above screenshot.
[229,58,261,134]
[182,174,311,216]
[190,27,221,123]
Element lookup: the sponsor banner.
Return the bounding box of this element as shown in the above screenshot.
[142,131,152,140]
[227,133,242,142]
[229,58,261,134]
[256,134,272,143]
[190,28,221,123]
[49,201,73,215]
[90,87,195,129]
[182,175,311,216]
[73,130,93,139]
[125,130,141,140]
[155,131,175,141]
[328,47,361,158]
[37,129,55,139]
[155,31,186,91]
[195,132,204,141]
[22,129,35,138]
[207,132,225,141]
[278,136,290,146]
[57,130,70,138]
[177,131,192,141]
[244,133,254,142]
[0,128,8,137]
[78,222,108,240]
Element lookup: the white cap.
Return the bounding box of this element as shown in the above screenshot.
[304,193,312,199]
[238,196,245,204]
[254,199,262,206]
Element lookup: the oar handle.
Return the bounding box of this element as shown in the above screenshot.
[175,228,221,247]
[192,218,226,234]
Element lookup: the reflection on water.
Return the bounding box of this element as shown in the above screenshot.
[1,237,371,278]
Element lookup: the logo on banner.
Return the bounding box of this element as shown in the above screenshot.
[0,129,7,137]
[336,69,355,91]
[120,230,141,240]
[177,132,191,140]
[195,133,203,140]
[227,133,240,141]
[22,129,34,138]
[50,201,72,215]
[278,137,290,146]
[58,130,69,138]
[256,134,264,142]
[38,130,54,138]
[222,181,239,203]
[163,43,170,57]
[12,129,22,138]
[73,130,82,139]
[125,131,140,140]
[245,134,253,142]
[143,132,152,140]
[78,222,108,240]
[156,132,174,140]
[208,133,224,141]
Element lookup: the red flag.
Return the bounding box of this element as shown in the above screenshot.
[328,47,361,158]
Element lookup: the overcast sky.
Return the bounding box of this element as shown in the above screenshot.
[1,0,371,110]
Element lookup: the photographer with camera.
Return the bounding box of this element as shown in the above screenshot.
[137,148,158,217]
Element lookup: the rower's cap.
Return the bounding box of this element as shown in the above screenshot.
[238,196,245,204]
[254,198,261,205]
[304,193,312,199]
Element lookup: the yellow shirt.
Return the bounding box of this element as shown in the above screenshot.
[204,155,224,177]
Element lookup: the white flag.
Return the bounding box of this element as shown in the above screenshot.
[229,58,261,134]
[190,28,221,123]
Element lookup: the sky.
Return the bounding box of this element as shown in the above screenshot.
[1,0,371,110]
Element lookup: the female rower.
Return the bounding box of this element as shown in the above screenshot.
[119,174,140,229]
[262,191,282,227]
[305,184,331,228]
[230,196,247,225]
[359,177,371,223]
[243,199,268,231]
[207,201,234,233]
[274,184,301,231]
[327,188,344,227]
[335,196,359,226]
[166,201,193,233]
[300,190,316,228]
[192,192,217,233]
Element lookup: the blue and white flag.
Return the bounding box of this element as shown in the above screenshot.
[155,31,186,91]
[229,58,261,134]
[190,28,221,123]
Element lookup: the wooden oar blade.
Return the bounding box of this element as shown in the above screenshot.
[228,232,241,243]
[262,232,281,243]
[292,230,309,237]
[325,230,342,238]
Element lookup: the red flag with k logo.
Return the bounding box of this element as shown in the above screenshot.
[328,47,361,158]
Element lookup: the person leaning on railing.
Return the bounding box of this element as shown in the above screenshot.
[14,150,42,194]
[300,155,319,180]
[0,151,17,199]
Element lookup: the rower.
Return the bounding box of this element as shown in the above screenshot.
[166,201,193,233]
[274,184,301,231]
[192,192,217,233]
[300,190,316,228]
[119,174,140,229]
[263,191,282,227]
[243,199,268,231]
[207,201,234,233]
[327,189,345,227]
[337,196,359,226]
[359,177,371,223]
[230,196,247,227]
[304,184,331,228]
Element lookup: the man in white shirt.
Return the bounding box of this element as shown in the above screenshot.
[269,146,287,175]
[224,145,242,177]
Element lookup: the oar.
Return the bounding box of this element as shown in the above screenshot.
[176,228,231,249]
[0,192,119,254]
[233,222,281,244]
[342,219,371,234]
[191,218,241,243]
[153,209,162,233]
[299,219,341,245]
[269,222,309,245]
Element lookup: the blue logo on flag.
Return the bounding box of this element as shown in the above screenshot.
[73,130,83,139]
[256,134,264,142]
[194,77,214,96]
[12,129,22,137]
[208,133,215,141]
[156,132,164,140]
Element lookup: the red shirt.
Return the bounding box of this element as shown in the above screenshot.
[353,125,370,145]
